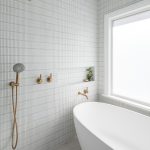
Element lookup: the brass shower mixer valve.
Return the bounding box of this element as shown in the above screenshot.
[36,74,53,84]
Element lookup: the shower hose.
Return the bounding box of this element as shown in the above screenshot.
[11,86,18,150]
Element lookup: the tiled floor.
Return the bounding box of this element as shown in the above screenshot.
[57,139,81,150]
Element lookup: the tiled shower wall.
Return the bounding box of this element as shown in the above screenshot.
[97,0,150,115]
[0,0,98,150]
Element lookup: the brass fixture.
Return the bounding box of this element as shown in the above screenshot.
[78,87,89,100]
[9,63,25,150]
[36,74,43,84]
[9,81,19,87]
[83,79,89,82]
[47,73,52,83]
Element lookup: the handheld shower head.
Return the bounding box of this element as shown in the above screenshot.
[13,63,25,73]
[12,63,25,85]
[10,63,25,150]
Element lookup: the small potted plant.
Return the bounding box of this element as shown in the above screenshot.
[86,67,94,81]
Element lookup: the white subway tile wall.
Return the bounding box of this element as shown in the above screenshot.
[0,0,98,150]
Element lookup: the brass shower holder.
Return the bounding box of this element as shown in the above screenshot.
[9,81,19,87]
[9,72,20,87]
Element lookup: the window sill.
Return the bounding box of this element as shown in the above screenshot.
[100,94,150,112]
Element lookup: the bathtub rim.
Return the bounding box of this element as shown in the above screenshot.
[73,102,150,120]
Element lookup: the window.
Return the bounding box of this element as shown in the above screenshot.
[104,0,150,107]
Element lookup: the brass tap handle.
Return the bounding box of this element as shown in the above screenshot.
[47,73,52,83]
[36,74,43,84]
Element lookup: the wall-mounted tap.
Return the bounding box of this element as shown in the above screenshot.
[78,87,88,100]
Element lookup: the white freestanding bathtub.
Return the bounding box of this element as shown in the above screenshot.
[73,102,150,150]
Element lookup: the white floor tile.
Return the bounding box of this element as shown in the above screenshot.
[56,139,81,150]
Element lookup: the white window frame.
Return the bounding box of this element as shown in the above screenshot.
[104,0,150,110]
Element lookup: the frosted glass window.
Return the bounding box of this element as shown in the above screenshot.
[112,11,150,104]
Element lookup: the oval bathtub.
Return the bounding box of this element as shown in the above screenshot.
[73,102,150,150]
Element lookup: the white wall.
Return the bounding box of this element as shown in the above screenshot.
[0,0,98,150]
[98,0,150,116]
